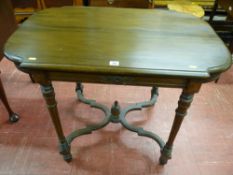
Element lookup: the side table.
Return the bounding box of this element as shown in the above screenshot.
[4,7,232,164]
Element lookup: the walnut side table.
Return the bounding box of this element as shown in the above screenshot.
[4,7,232,164]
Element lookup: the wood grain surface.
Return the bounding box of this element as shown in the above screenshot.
[4,7,231,78]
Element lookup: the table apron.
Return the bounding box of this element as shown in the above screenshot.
[29,71,197,88]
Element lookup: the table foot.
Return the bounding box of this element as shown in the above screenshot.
[66,83,165,156]
[0,77,20,123]
[59,140,72,162]
[159,144,172,165]
[9,113,20,123]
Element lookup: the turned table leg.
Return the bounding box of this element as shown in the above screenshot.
[0,76,19,122]
[159,82,201,165]
[40,83,72,162]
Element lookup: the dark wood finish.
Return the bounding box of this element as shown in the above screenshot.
[230,40,233,53]
[41,0,73,7]
[11,0,74,8]
[12,0,153,23]
[11,0,75,23]
[4,7,232,164]
[209,0,218,22]
[219,0,233,17]
[0,76,19,122]
[0,0,17,59]
[219,0,233,54]
[0,0,19,123]
[4,7,231,79]
[0,77,13,114]
[11,0,39,8]
[87,0,153,8]
[209,0,233,53]
[11,0,43,23]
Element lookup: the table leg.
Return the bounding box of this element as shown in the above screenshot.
[40,83,72,162]
[0,76,19,123]
[159,90,194,164]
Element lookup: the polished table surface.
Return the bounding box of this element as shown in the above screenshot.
[4,7,232,165]
[5,7,231,79]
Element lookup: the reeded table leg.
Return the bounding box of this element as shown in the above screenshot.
[0,76,19,123]
[159,90,194,165]
[40,83,72,162]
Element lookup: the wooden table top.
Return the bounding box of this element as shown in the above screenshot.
[4,7,232,79]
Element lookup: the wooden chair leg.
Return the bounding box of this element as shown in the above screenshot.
[29,74,35,83]
[230,40,233,54]
[37,0,46,10]
[73,0,83,5]
[209,0,218,23]
[83,0,89,6]
[0,76,19,123]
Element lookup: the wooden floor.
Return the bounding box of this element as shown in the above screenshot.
[0,58,233,175]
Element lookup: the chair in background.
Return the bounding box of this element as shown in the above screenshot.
[74,0,154,8]
[209,0,233,54]
[37,0,75,8]
[11,0,46,23]
[0,0,20,122]
[12,0,77,23]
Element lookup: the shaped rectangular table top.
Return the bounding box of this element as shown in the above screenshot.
[4,7,232,79]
